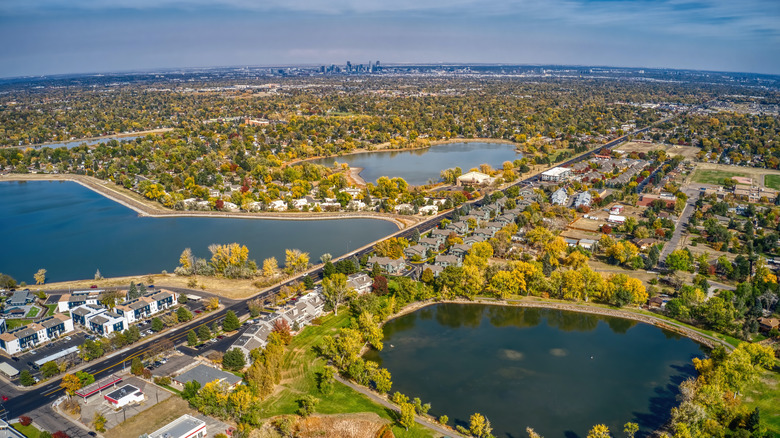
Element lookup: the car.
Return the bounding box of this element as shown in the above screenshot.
[12,357,19,361]
[65,336,72,341]
[29,350,37,355]
[1,395,8,402]
[90,285,97,288]
[217,335,225,339]
[194,310,202,314]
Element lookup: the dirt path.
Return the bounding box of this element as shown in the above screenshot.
[333,375,463,438]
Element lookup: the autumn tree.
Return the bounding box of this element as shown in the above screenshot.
[34,268,47,285]
[285,249,310,274]
[178,248,194,275]
[60,373,82,398]
[399,402,416,431]
[587,424,610,438]
[469,413,493,438]
[322,273,355,315]
[262,257,279,277]
[272,318,293,344]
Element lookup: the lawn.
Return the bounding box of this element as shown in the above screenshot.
[742,367,780,436]
[691,169,749,185]
[45,304,57,317]
[25,307,40,318]
[12,423,43,438]
[765,174,780,190]
[255,310,435,437]
[6,319,32,330]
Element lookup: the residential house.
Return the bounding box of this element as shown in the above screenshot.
[758,317,780,333]
[449,243,472,258]
[446,221,469,235]
[403,244,428,260]
[429,229,452,242]
[173,363,242,390]
[420,264,444,278]
[367,256,406,275]
[551,188,569,206]
[418,237,442,252]
[418,205,438,215]
[0,315,75,354]
[464,234,488,245]
[347,273,373,295]
[573,192,592,209]
[7,290,35,307]
[578,239,597,251]
[71,304,106,326]
[472,227,496,239]
[88,312,125,336]
[434,255,461,268]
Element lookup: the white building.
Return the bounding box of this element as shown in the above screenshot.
[551,188,569,206]
[456,171,495,187]
[0,314,75,355]
[104,384,144,408]
[149,414,207,438]
[541,167,572,182]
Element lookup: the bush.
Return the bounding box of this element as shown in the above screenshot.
[296,395,318,417]
[19,416,32,426]
[19,370,35,386]
[154,376,171,385]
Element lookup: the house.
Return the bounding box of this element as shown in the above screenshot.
[419,205,438,215]
[635,238,661,251]
[367,256,406,275]
[449,243,472,258]
[174,363,242,390]
[551,188,568,206]
[394,203,414,214]
[149,414,207,438]
[456,171,495,187]
[347,273,373,295]
[482,221,504,232]
[472,227,496,239]
[7,290,35,307]
[0,315,75,354]
[494,214,516,225]
[418,237,442,252]
[88,312,125,336]
[404,244,428,260]
[607,215,626,224]
[104,384,144,408]
[430,229,452,242]
[58,290,106,312]
[464,234,488,245]
[540,167,572,182]
[573,192,592,209]
[71,304,106,326]
[610,205,624,215]
[578,239,597,251]
[446,221,469,235]
[434,254,461,268]
[420,264,444,278]
[268,200,287,211]
[758,317,780,333]
[564,238,579,247]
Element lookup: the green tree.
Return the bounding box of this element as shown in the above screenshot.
[665,249,691,273]
[177,306,193,322]
[296,395,319,417]
[19,370,35,386]
[223,348,246,371]
[439,415,449,426]
[322,273,354,316]
[151,317,164,332]
[40,361,59,378]
[131,357,144,375]
[223,310,240,331]
[75,371,95,386]
[187,329,199,346]
[198,325,212,341]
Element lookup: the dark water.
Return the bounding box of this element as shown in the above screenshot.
[364,304,705,438]
[0,181,398,283]
[308,142,521,185]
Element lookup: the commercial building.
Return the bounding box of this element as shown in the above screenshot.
[104,384,144,408]
[173,364,242,390]
[456,171,495,187]
[540,167,572,182]
[149,414,206,438]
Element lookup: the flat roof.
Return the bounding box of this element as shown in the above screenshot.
[105,384,141,402]
[541,167,571,176]
[149,414,206,438]
[0,362,19,377]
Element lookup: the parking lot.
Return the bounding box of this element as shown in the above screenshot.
[0,332,89,382]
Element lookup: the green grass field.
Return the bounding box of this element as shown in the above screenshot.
[45,304,57,317]
[6,319,32,330]
[764,174,780,190]
[692,169,750,185]
[743,367,780,436]
[12,423,43,438]
[255,310,435,437]
[25,307,40,318]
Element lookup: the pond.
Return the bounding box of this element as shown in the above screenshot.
[0,181,398,283]
[308,142,521,185]
[364,303,705,438]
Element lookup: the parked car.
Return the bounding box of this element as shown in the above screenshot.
[65,336,72,341]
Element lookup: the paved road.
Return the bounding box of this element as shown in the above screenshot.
[659,195,696,264]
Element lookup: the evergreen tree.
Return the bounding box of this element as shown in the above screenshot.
[198,325,212,341]
[187,329,198,346]
[222,348,246,371]
[223,310,240,331]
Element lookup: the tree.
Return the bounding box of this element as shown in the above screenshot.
[40,361,59,378]
[285,249,310,274]
[60,373,82,396]
[151,317,164,332]
[469,413,493,438]
[296,395,319,417]
[19,416,32,426]
[439,415,449,426]
[198,325,212,341]
[248,298,263,317]
[177,306,193,322]
[94,269,103,280]
[666,249,692,273]
[131,357,144,375]
[357,311,384,350]
[93,412,107,433]
[623,422,639,438]
[19,370,35,386]
[263,257,279,277]
[318,365,336,394]
[34,268,47,285]
[587,424,611,438]
[187,329,199,346]
[399,402,416,431]
[272,318,293,344]
[205,297,219,311]
[372,275,389,295]
[223,310,240,331]
[75,371,95,386]
[178,248,194,275]
[322,273,355,315]
[223,348,246,371]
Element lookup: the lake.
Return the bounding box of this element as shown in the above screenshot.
[0,181,398,283]
[308,142,521,185]
[364,303,705,438]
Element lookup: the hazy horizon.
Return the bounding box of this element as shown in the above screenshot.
[1,0,779,78]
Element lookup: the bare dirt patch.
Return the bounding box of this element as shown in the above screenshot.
[108,396,200,438]
[250,413,391,438]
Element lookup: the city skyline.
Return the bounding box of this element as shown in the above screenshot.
[1,0,779,78]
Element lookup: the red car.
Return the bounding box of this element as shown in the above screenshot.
[1,395,8,402]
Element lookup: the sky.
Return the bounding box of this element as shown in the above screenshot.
[1,0,779,78]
